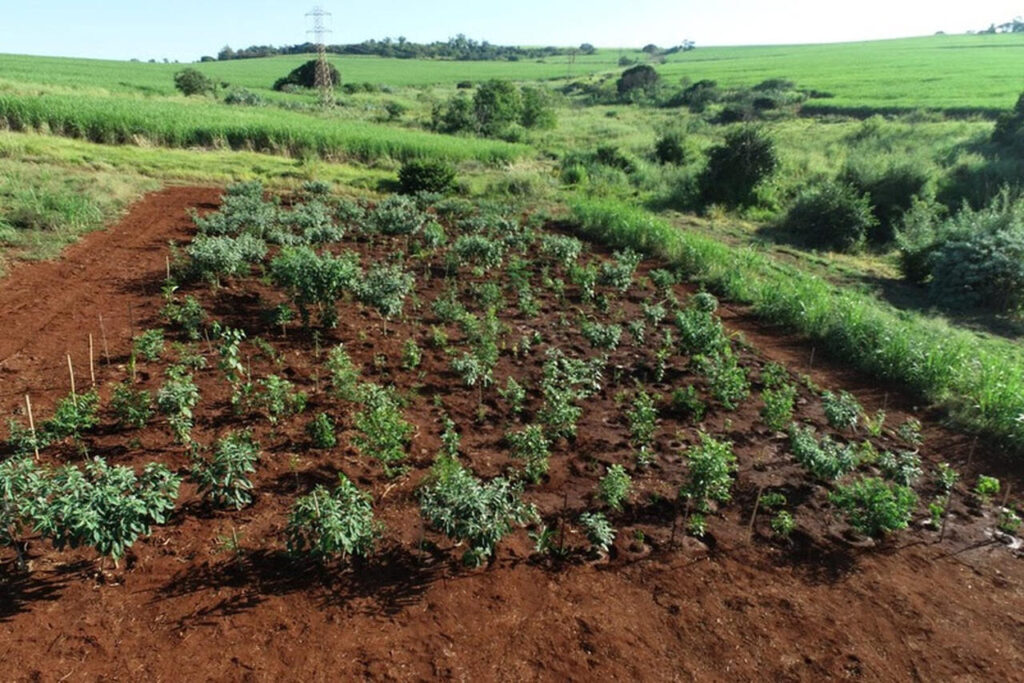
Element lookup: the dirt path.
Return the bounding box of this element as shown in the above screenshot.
[0,188,1022,682]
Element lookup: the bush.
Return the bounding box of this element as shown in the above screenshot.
[783,182,877,252]
[654,132,687,165]
[668,80,719,112]
[352,384,413,476]
[617,65,660,100]
[286,474,378,561]
[506,425,550,483]
[223,88,265,106]
[273,60,340,91]
[398,160,456,195]
[840,161,933,244]
[698,127,778,208]
[174,68,215,96]
[418,458,536,567]
[681,432,736,512]
[598,464,632,511]
[191,431,260,510]
[830,477,917,537]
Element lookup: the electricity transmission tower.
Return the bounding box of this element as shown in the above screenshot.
[306,5,334,107]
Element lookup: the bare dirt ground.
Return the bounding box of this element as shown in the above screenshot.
[0,187,1021,682]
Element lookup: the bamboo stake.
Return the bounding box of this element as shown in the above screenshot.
[165,255,171,280]
[98,314,111,365]
[747,486,765,542]
[88,334,96,387]
[25,395,39,461]
[67,354,77,407]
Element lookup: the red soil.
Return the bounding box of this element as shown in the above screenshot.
[0,187,1021,681]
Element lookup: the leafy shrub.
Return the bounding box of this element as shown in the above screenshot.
[654,131,688,165]
[681,432,736,512]
[783,181,877,252]
[352,384,413,476]
[691,291,719,313]
[42,390,100,444]
[156,366,200,443]
[878,450,922,486]
[617,65,660,100]
[419,458,536,566]
[191,432,260,510]
[539,234,584,267]
[830,477,917,537]
[598,464,632,511]
[450,234,506,270]
[580,320,622,350]
[975,475,1000,503]
[840,160,933,244]
[306,412,337,449]
[35,459,180,561]
[506,425,550,483]
[671,385,707,421]
[367,195,426,236]
[326,344,361,401]
[270,246,360,328]
[162,295,206,340]
[599,248,642,291]
[223,87,265,106]
[186,234,267,285]
[133,328,165,362]
[174,68,215,96]
[286,474,378,561]
[698,127,779,208]
[355,264,415,321]
[694,349,749,410]
[669,79,720,112]
[771,510,795,538]
[398,160,457,195]
[110,383,153,429]
[498,377,527,415]
[675,309,726,355]
[579,511,616,555]
[788,425,860,480]
[251,375,307,424]
[538,349,603,439]
[823,390,861,431]
[760,383,796,431]
[627,388,658,449]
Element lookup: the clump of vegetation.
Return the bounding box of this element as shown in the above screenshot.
[681,432,736,512]
[823,390,861,431]
[698,127,778,208]
[191,431,260,510]
[783,181,877,252]
[306,412,337,449]
[788,425,860,480]
[110,383,153,429]
[830,476,917,538]
[156,366,200,443]
[419,458,536,567]
[598,464,632,511]
[273,59,340,91]
[352,384,413,477]
[174,68,216,97]
[506,425,550,483]
[286,474,379,562]
[579,511,616,555]
[398,159,457,195]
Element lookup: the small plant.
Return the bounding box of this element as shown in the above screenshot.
[687,513,707,537]
[42,390,101,444]
[498,377,527,416]
[418,458,536,567]
[449,234,506,271]
[897,418,924,447]
[770,510,795,539]
[270,246,360,328]
[598,464,632,512]
[212,323,247,386]
[830,477,917,538]
[878,450,923,487]
[671,386,706,422]
[598,249,642,292]
[191,431,260,510]
[156,366,200,443]
[162,295,207,340]
[823,390,861,431]
[402,339,423,370]
[506,425,550,484]
[352,384,413,477]
[681,432,736,513]
[539,234,584,267]
[627,388,658,449]
[975,475,1000,504]
[580,320,622,350]
[998,508,1022,535]
[253,375,307,425]
[306,412,337,448]
[440,415,460,458]
[760,383,796,431]
[761,362,788,389]
[579,511,616,555]
[356,263,416,325]
[132,328,165,362]
[935,462,959,493]
[110,383,153,429]
[865,410,886,437]
[286,474,380,561]
[695,350,750,410]
[326,344,362,401]
[626,319,646,346]
[788,425,860,480]
[675,309,726,356]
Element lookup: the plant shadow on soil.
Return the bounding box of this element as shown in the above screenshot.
[155,545,443,627]
[0,559,92,622]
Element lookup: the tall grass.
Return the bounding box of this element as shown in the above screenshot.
[0,93,527,164]
[570,198,1024,450]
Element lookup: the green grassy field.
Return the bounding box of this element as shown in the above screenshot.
[4,33,1024,111]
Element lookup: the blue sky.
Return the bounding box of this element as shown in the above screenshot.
[1,1,1022,61]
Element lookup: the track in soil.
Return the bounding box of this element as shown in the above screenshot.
[0,187,1022,682]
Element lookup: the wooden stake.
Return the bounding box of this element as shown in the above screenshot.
[98,314,111,365]
[165,255,171,280]
[747,486,765,542]
[25,395,39,461]
[67,354,77,406]
[88,334,96,387]
[1000,482,1013,509]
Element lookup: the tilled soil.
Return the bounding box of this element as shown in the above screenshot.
[0,187,1021,682]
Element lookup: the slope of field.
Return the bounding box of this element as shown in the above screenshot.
[0,188,1020,681]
